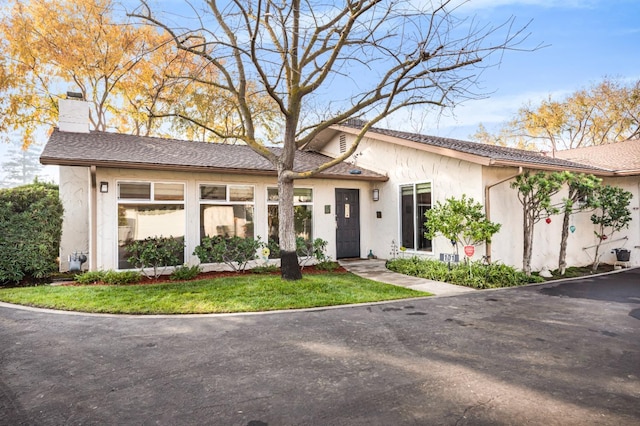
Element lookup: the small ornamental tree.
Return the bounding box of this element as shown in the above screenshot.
[589,185,633,272]
[424,195,501,257]
[558,173,601,275]
[511,171,565,276]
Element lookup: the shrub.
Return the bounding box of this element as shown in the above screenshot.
[170,264,201,281]
[251,264,280,274]
[75,271,106,284]
[103,270,142,285]
[194,236,262,272]
[315,261,340,272]
[125,236,184,279]
[0,182,63,284]
[267,238,281,259]
[386,257,542,289]
[75,270,141,285]
[297,237,329,268]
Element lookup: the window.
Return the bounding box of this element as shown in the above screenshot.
[267,187,313,249]
[400,183,432,251]
[199,184,254,241]
[117,182,185,269]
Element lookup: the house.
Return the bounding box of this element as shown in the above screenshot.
[40,99,640,273]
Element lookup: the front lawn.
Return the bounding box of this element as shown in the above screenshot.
[0,273,429,314]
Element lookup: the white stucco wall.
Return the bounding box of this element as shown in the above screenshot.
[485,170,640,271]
[320,133,485,262]
[323,133,640,271]
[89,168,373,271]
[59,166,90,271]
[58,142,640,273]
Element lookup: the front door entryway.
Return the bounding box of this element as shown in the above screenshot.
[335,188,360,259]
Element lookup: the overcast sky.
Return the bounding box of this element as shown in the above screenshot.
[2,0,639,184]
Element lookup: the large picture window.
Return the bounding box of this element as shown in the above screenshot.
[400,183,432,252]
[267,187,313,250]
[117,181,185,269]
[199,184,255,241]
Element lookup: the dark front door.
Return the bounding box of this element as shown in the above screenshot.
[335,188,360,259]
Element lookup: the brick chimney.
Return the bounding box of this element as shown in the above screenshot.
[58,92,90,133]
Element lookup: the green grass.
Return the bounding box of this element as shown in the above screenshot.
[0,273,429,314]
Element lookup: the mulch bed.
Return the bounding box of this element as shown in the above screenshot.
[58,264,348,286]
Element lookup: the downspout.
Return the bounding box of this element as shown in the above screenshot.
[90,165,97,271]
[484,167,524,263]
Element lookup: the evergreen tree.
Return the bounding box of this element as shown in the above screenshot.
[1,143,43,188]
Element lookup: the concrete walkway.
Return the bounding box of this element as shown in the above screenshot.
[339,258,476,296]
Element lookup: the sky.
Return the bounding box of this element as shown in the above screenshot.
[1,0,639,184]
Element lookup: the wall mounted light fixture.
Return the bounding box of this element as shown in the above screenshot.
[372,188,380,202]
[99,182,109,193]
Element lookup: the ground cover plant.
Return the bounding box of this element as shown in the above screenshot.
[0,273,428,314]
[386,257,544,289]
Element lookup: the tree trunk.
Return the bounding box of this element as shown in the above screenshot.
[558,211,571,275]
[591,242,602,273]
[522,212,533,276]
[278,175,302,280]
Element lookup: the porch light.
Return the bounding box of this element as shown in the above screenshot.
[372,188,380,202]
[99,182,109,193]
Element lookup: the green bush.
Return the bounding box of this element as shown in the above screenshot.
[297,237,329,268]
[315,261,340,272]
[386,257,543,289]
[194,235,262,272]
[125,236,184,279]
[0,182,63,284]
[267,238,281,259]
[75,271,106,284]
[170,264,201,281]
[251,264,280,274]
[103,270,142,285]
[75,270,141,285]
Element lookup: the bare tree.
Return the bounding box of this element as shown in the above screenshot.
[132,0,535,279]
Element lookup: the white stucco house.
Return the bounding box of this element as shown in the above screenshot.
[40,99,640,273]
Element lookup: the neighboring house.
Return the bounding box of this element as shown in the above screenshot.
[40,99,640,272]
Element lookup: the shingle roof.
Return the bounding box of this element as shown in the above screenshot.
[555,139,640,174]
[40,129,388,181]
[337,121,607,173]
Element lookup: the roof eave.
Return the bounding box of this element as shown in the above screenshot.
[41,157,388,182]
[330,124,493,166]
[489,159,613,175]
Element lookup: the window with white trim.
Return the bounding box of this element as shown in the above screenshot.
[117,181,185,269]
[267,187,313,250]
[400,183,432,251]
[199,184,255,241]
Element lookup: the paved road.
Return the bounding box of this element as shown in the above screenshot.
[1,269,639,425]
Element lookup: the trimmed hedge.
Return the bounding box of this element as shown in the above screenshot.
[0,182,63,284]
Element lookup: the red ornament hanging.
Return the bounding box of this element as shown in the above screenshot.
[545,217,552,224]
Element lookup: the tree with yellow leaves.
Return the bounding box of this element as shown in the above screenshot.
[472,78,640,155]
[0,0,275,147]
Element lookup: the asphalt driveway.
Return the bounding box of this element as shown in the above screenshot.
[1,269,639,425]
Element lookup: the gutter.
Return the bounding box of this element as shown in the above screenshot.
[90,165,97,271]
[484,167,524,263]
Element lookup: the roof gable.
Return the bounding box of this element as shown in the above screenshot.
[319,122,610,174]
[40,129,388,182]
